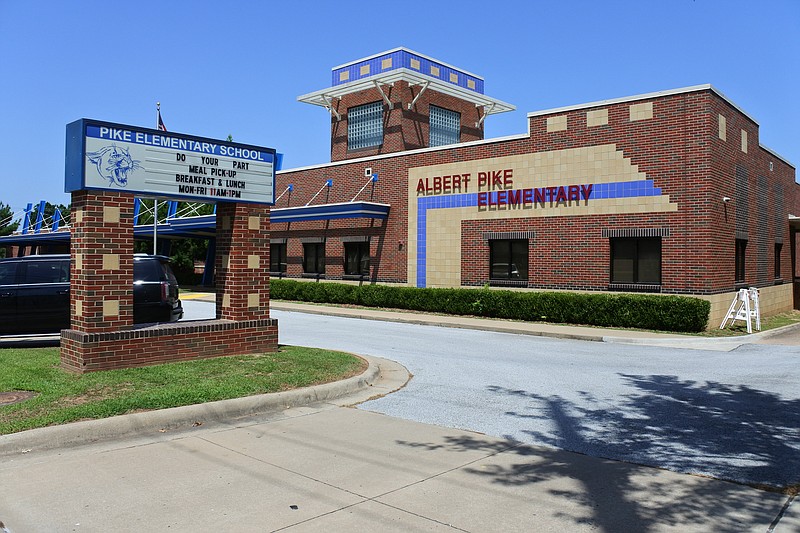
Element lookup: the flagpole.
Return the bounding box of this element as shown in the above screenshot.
[154,102,159,255]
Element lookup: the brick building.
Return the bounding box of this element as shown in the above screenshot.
[271,48,798,326]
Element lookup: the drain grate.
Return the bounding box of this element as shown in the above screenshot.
[0,391,37,406]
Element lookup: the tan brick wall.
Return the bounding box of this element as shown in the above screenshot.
[702,284,792,329]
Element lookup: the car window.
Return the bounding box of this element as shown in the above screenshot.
[0,262,18,285]
[25,260,70,284]
[133,259,162,282]
[161,262,178,285]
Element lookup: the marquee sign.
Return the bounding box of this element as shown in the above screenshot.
[65,119,276,205]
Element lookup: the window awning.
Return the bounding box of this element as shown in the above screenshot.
[271,201,390,223]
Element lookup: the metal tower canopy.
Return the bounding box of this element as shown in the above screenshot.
[298,47,515,117]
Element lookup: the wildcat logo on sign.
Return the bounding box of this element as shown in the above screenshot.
[86,144,142,187]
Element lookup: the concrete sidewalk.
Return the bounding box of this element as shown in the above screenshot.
[0,354,796,532]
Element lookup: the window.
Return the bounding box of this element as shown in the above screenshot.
[344,242,370,276]
[347,102,383,150]
[735,239,746,284]
[489,240,528,281]
[0,262,17,285]
[270,243,287,274]
[133,258,161,282]
[775,242,782,279]
[610,238,661,285]
[430,105,460,147]
[25,260,70,284]
[303,243,325,275]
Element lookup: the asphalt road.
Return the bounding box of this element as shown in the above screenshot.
[209,303,800,491]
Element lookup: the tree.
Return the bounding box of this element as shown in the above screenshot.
[0,202,19,237]
[0,202,20,258]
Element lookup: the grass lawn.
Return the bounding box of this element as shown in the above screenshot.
[700,310,800,337]
[0,346,366,435]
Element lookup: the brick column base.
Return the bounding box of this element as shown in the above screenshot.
[61,319,278,373]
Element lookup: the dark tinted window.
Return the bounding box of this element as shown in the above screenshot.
[344,242,369,275]
[0,262,18,285]
[611,238,661,284]
[25,260,69,284]
[134,259,163,282]
[161,262,178,284]
[735,239,746,283]
[489,240,528,281]
[270,243,287,273]
[303,243,325,274]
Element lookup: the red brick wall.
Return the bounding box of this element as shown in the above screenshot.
[61,320,278,373]
[330,81,483,162]
[276,87,798,296]
[215,203,272,320]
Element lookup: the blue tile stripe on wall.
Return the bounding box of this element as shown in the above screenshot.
[415,179,662,287]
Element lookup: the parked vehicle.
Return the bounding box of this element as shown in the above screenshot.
[0,254,183,334]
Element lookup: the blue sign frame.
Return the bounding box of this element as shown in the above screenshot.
[66,119,278,205]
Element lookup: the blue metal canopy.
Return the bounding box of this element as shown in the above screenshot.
[0,201,391,247]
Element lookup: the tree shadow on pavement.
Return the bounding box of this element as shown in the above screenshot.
[394,374,799,532]
[494,374,800,489]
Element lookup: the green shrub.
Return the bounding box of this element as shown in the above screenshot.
[268,280,710,333]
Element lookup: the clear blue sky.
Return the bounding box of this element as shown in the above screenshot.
[1,0,797,219]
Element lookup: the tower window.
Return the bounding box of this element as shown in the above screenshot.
[430,105,460,147]
[348,102,383,150]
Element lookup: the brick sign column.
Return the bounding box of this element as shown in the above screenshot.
[61,190,135,371]
[215,202,271,322]
[69,190,135,332]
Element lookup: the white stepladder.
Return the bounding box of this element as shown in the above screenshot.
[720,287,761,333]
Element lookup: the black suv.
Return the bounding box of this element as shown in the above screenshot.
[0,254,183,334]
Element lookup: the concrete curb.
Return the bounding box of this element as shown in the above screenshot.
[0,355,382,457]
[269,301,610,342]
[269,300,800,349]
[603,320,800,348]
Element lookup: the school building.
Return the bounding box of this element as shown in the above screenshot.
[270,47,798,326]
